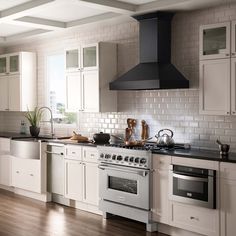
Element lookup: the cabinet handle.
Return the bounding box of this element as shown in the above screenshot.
[226,53,230,56]
[16,171,19,174]
[227,112,230,114]
[232,53,236,56]
[190,216,199,221]
[30,174,34,176]
[5,109,9,111]
[83,163,86,200]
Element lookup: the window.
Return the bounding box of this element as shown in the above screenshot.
[47,54,76,124]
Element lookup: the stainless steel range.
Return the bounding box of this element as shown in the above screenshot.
[98,145,158,232]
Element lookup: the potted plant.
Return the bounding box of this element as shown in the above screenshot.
[25,107,43,137]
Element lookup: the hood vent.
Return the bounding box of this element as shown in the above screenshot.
[109,12,189,90]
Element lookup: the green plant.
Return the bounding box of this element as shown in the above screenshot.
[25,107,43,127]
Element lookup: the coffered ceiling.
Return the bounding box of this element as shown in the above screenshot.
[0,0,234,44]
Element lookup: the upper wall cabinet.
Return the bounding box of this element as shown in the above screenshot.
[0,52,36,111]
[199,22,231,60]
[0,53,21,76]
[65,42,117,113]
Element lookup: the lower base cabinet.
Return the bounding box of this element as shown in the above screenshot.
[0,155,11,186]
[11,157,41,193]
[64,146,99,207]
[169,202,219,236]
[220,163,236,236]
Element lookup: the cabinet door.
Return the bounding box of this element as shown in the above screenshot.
[82,70,99,112]
[0,155,11,186]
[81,44,98,70]
[0,77,9,111]
[65,49,80,72]
[152,155,170,224]
[231,21,236,57]
[8,75,20,111]
[64,160,83,201]
[231,58,236,115]
[66,72,82,111]
[83,162,99,206]
[199,59,230,115]
[221,178,236,236]
[0,56,7,75]
[9,54,19,74]
[200,22,230,60]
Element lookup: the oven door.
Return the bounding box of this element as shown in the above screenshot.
[98,164,150,210]
[169,168,215,209]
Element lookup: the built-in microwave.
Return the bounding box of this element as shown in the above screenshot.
[169,164,216,209]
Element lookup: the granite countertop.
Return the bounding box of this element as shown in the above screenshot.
[152,148,236,163]
[1,132,236,163]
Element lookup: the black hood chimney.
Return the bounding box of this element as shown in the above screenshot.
[109,12,189,90]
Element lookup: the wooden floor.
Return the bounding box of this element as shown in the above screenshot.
[0,189,168,236]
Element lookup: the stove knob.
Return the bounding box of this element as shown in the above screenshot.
[117,155,123,161]
[100,153,104,158]
[129,157,134,162]
[105,154,111,159]
[135,157,140,163]
[140,158,146,164]
[112,154,116,160]
[124,156,129,162]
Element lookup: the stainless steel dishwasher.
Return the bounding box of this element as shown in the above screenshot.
[46,143,70,205]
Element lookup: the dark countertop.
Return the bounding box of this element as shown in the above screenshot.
[152,148,236,163]
[0,132,32,138]
[1,132,236,163]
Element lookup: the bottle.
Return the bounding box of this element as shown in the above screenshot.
[20,120,27,134]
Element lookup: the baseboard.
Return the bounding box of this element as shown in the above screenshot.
[0,184,14,192]
[74,201,102,215]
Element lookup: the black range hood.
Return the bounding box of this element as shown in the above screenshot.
[109,12,189,90]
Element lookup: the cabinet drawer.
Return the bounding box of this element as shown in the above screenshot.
[171,202,218,235]
[66,145,82,160]
[83,147,98,163]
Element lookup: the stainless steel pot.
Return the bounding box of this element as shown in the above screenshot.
[155,129,174,147]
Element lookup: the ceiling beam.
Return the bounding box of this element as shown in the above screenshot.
[6,29,52,41]
[137,0,191,12]
[0,0,56,21]
[78,0,137,14]
[14,16,66,30]
[67,12,121,28]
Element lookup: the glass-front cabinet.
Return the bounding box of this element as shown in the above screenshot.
[0,53,20,75]
[65,49,80,72]
[200,22,230,60]
[82,44,98,70]
[0,56,7,75]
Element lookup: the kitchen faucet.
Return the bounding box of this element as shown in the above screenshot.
[39,106,55,138]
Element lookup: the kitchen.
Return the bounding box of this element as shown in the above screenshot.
[0,0,235,236]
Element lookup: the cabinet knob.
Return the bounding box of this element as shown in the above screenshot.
[190,216,199,221]
[233,111,236,114]
[16,171,19,174]
[226,53,230,56]
[227,112,230,114]
[232,53,236,56]
[30,174,34,176]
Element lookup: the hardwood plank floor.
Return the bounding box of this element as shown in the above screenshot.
[0,189,168,236]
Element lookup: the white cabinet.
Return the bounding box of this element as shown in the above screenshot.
[152,154,171,224]
[231,57,236,114]
[220,163,236,236]
[11,157,41,193]
[66,42,117,112]
[64,159,83,201]
[200,22,230,60]
[169,201,219,236]
[64,145,99,207]
[0,52,36,111]
[199,59,230,115]
[0,53,20,76]
[0,138,11,187]
[66,73,81,112]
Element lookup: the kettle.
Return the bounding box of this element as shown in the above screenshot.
[155,129,174,147]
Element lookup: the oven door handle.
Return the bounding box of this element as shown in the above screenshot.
[98,164,149,177]
[173,173,208,182]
